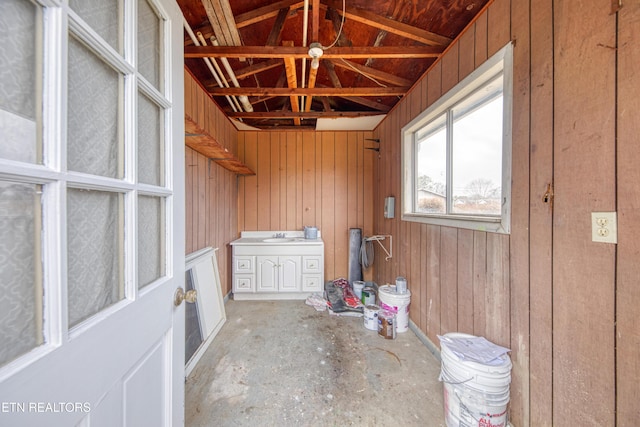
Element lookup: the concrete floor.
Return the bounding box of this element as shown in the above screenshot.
[185,300,446,426]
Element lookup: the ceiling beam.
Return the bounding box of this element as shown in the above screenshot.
[329,58,413,87]
[235,0,304,29]
[319,0,452,47]
[227,111,386,119]
[281,41,301,125]
[265,7,290,46]
[207,87,408,97]
[204,59,282,88]
[184,45,444,59]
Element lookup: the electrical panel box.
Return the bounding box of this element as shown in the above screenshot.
[384,196,395,219]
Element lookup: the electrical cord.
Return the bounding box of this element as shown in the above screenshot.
[322,0,346,50]
[360,237,375,269]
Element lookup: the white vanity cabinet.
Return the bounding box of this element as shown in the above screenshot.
[230,231,324,300]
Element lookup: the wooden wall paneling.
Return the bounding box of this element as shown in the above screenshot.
[185,148,194,253]
[257,131,272,230]
[472,231,487,337]
[398,104,409,285]
[441,41,460,94]
[270,133,282,230]
[409,82,422,121]
[363,133,374,281]
[487,0,511,57]
[553,2,616,425]
[456,228,474,334]
[302,132,316,228]
[485,232,510,347]
[184,71,193,120]
[409,222,421,327]
[315,132,323,236]
[334,132,349,278]
[440,226,458,334]
[279,132,288,230]
[474,10,488,68]
[426,225,441,343]
[616,2,640,424]
[509,0,531,423]
[237,133,246,232]
[321,132,336,280]
[285,132,298,230]
[295,132,304,229]
[353,132,363,229]
[419,224,428,331]
[529,0,553,426]
[458,23,476,81]
[195,155,205,249]
[427,61,442,108]
[347,131,358,228]
[243,132,258,230]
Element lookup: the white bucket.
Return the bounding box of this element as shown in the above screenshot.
[353,280,366,300]
[440,333,511,427]
[378,285,411,333]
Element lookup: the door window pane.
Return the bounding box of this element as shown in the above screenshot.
[0,0,41,164]
[0,181,43,366]
[138,195,165,288]
[67,35,123,179]
[69,0,122,53]
[138,92,164,186]
[67,188,124,327]
[137,0,162,90]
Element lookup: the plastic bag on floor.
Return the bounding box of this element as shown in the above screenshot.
[305,293,328,311]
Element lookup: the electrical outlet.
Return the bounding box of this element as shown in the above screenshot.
[592,212,617,244]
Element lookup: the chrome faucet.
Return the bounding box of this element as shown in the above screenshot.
[273,232,286,238]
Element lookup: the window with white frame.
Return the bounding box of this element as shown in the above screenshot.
[402,43,513,233]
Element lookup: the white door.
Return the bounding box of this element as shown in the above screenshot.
[0,0,185,426]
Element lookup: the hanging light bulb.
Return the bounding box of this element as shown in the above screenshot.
[308,42,323,70]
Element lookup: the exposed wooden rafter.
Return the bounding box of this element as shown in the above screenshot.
[281,41,301,125]
[207,87,407,97]
[329,58,412,87]
[319,0,452,47]
[227,111,385,119]
[184,45,444,59]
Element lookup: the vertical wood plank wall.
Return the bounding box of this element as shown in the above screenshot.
[236,131,375,281]
[184,70,239,296]
[370,1,639,426]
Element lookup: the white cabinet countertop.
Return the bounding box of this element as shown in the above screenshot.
[230,230,323,246]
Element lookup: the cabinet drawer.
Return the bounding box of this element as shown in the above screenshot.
[234,256,254,274]
[302,275,323,292]
[302,256,322,273]
[233,274,255,293]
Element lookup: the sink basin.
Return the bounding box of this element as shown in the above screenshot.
[262,238,295,243]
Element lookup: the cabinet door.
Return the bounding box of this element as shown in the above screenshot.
[257,256,279,292]
[279,256,301,291]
